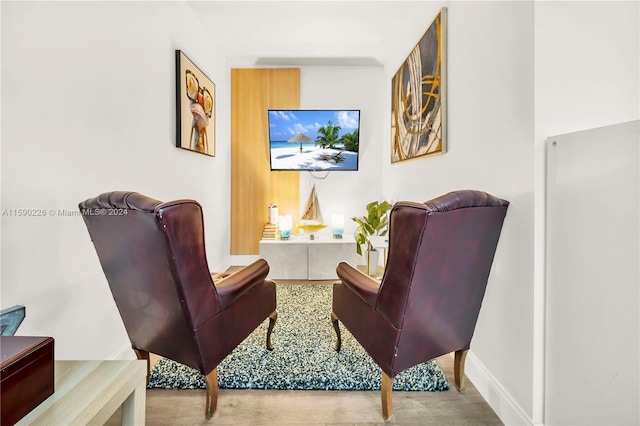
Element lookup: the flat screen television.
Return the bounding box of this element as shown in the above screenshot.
[268,109,360,171]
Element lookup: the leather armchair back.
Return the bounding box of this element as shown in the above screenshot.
[80,191,278,419]
[331,190,509,419]
[79,191,218,371]
[378,190,509,375]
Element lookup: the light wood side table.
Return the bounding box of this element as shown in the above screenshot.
[17,360,146,425]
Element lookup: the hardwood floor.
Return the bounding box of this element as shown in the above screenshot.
[106,352,502,425]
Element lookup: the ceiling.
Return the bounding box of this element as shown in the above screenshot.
[187,1,446,68]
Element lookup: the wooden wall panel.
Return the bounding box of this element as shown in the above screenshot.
[231,68,300,255]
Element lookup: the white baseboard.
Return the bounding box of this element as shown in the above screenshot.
[212,257,233,274]
[466,351,533,426]
[109,342,136,360]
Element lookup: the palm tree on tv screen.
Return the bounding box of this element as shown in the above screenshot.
[341,129,359,152]
[315,121,341,149]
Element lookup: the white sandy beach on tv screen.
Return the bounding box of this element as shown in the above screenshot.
[271,146,357,171]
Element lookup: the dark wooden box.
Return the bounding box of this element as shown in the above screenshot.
[1,336,54,425]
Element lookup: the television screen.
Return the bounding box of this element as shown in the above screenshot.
[268,109,360,171]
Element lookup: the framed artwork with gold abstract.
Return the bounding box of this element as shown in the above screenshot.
[175,50,215,156]
[391,7,447,163]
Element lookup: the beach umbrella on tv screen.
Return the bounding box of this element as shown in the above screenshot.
[288,132,313,153]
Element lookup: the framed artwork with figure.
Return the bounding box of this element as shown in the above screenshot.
[175,50,215,156]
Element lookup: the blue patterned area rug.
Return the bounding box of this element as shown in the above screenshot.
[147,283,450,392]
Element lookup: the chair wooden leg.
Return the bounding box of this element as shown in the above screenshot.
[204,368,219,419]
[133,349,150,385]
[266,310,277,350]
[454,349,468,392]
[331,312,342,351]
[381,371,394,421]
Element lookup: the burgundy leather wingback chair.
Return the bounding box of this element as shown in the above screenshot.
[79,191,277,419]
[331,190,509,420]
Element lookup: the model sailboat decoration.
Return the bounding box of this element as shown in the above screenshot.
[298,185,327,234]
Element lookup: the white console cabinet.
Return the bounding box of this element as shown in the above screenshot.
[259,235,358,280]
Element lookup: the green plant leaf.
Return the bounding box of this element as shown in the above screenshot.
[351,199,392,255]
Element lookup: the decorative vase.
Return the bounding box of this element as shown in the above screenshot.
[367,247,380,277]
[331,214,344,239]
[279,215,292,239]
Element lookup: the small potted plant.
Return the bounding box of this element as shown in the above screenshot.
[352,200,392,275]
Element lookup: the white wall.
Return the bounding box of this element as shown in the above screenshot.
[535,2,640,425]
[1,1,232,359]
[535,1,639,138]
